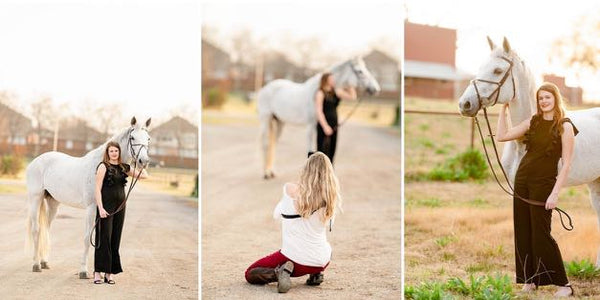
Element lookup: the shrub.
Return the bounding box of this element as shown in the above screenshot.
[405,281,449,300]
[0,155,24,176]
[565,259,600,279]
[428,148,488,182]
[202,87,227,108]
[406,274,513,300]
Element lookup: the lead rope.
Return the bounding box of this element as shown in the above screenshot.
[337,95,363,127]
[90,147,147,248]
[474,108,573,231]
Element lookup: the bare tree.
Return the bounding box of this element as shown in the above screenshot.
[0,92,24,154]
[30,95,58,156]
[550,12,600,80]
[94,102,123,140]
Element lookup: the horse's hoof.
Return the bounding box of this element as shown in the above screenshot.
[41,261,50,269]
[32,264,41,272]
[79,271,89,279]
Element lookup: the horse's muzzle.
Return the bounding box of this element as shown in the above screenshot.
[366,86,379,96]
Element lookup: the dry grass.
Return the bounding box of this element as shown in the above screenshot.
[139,167,197,198]
[203,93,398,127]
[405,98,600,298]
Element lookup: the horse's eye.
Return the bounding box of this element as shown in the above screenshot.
[130,136,135,140]
[493,68,503,75]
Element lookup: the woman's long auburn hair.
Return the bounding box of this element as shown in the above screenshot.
[296,152,341,223]
[103,141,123,165]
[535,82,566,135]
[319,73,332,93]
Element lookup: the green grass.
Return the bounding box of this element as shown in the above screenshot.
[466,261,495,273]
[469,198,488,207]
[408,197,442,208]
[565,259,600,280]
[405,274,513,300]
[427,149,488,182]
[435,235,457,248]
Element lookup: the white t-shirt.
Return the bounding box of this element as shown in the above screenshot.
[273,183,332,267]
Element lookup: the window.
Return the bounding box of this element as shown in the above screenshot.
[66,140,73,149]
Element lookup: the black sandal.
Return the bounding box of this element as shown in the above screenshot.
[104,277,116,284]
[566,284,574,297]
[93,279,103,284]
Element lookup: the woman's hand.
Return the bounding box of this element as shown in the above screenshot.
[99,207,109,218]
[324,126,334,136]
[545,192,559,210]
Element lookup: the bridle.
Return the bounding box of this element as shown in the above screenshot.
[470,55,573,231]
[126,127,149,165]
[90,127,150,248]
[471,55,516,108]
[337,62,368,127]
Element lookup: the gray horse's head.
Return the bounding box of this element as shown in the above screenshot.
[458,37,518,117]
[122,116,152,166]
[333,57,381,96]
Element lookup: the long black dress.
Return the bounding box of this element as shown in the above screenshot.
[513,116,578,286]
[94,162,130,274]
[316,89,340,163]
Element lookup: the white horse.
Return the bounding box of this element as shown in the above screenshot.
[257,57,381,178]
[26,117,151,278]
[459,37,600,266]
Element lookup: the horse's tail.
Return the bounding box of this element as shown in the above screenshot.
[26,192,50,260]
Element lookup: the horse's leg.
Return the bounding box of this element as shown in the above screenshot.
[27,191,45,272]
[259,116,272,179]
[588,178,600,268]
[79,204,96,279]
[265,117,280,178]
[306,123,316,157]
[40,196,59,269]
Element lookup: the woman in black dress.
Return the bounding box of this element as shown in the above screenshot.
[314,73,357,163]
[93,141,148,284]
[496,82,577,297]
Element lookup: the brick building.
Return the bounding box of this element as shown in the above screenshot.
[404,21,471,100]
[149,116,198,169]
[363,49,400,99]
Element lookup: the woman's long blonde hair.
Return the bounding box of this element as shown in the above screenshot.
[296,152,341,222]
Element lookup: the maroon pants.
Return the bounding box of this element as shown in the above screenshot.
[245,250,329,282]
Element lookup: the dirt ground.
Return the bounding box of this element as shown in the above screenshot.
[0,187,198,299]
[201,120,402,299]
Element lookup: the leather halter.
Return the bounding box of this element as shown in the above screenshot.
[471,55,516,108]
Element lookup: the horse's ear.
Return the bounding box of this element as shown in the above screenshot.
[487,36,495,51]
[502,36,511,53]
[145,118,151,127]
[130,116,137,126]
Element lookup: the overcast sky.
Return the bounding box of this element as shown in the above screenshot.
[0,0,200,124]
[202,0,402,65]
[405,0,600,100]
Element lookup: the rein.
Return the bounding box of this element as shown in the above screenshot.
[471,56,573,231]
[90,129,149,248]
[337,94,364,127]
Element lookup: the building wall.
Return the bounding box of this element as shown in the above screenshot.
[404,77,454,100]
[405,21,456,66]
